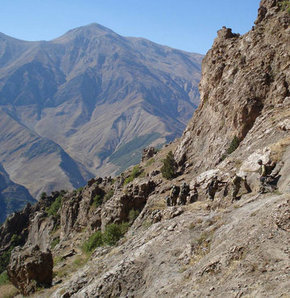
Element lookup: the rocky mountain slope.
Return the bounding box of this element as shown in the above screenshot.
[0,0,289,297]
[0,24,202,201]
[0,163,36,223]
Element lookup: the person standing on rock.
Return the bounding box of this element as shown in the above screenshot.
[165,195,171,206]
[206,176,225,201]
[258,159,277,193]
[188,183,198,204]
[231,174,242,202]
[170,185,180,206]
[178,182,190,205]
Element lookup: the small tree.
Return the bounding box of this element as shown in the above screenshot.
[226,135,240,155]
[82,231,103,253]
[161,151,177,180]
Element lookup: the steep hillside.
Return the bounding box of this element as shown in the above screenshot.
[0,163,35,223]
[0,24,202,203]
[0,1,289,297]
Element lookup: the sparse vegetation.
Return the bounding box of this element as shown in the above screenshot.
[92,194,103,208]
[221,135,240,161]
[226,135,240,155]
[51,236,60,249]
[0,234,22,273]
[128,209,140,223]
[161,151,177,179]
[103,189,114,202]
[103,223,128,246]
[82,231,103,253]
[0,271,9,286]
[279,1,290,14]
[82,222,130,253]
[124,165,143,185]
[40,192,47,200]
[46,195,62,217]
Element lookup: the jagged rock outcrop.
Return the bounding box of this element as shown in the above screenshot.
[0,203,32,251]
[142,147,157,162]
[101,179,156,229]
[7,245,53,295]
[175,0,289,175]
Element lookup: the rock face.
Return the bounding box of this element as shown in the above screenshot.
[101,179,156,229]
[7,245,53,296]
[175,1,289,174]
[0,24,202,203]
[141,147,157,162]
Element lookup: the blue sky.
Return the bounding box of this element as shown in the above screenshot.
[1,0,260,54]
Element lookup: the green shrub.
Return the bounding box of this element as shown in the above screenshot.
[226,135,240,155]
[82,231,103,253]
[82,222,131,253]
[0,251,11,274]
[103,224,123,246]
[92,194,103,208]
[124,165,143,185]
[40,192,47,200]
[279,1,290,13]
[51,237,60,249]
[77,187,83,193]
[161,151,177,180]
[0,271,9,285]
[46,195,62,217]
[128,209,140,223]
[119,222,130,235]
[104,190,114,202]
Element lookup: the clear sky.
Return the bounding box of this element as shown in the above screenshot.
[1,0,261,54]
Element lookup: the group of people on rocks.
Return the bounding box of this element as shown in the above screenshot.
[165,158,282,207]
[166,182,197,206]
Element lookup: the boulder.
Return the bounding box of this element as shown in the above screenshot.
[142,147,157,162]
[7,245,53,296]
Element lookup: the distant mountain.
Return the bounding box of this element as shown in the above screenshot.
[0,163,36,223]
[0,23,203,199]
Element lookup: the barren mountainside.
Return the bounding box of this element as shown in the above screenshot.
[0,24,203,201]
[0,0,289,297]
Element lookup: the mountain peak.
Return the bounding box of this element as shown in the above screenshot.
[54,23,117,43]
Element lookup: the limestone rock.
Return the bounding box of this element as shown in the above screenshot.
[7,245,53,296]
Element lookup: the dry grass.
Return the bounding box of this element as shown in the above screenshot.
[148,199,167,212]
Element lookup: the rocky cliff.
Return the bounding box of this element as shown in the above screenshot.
[0,0,289,297]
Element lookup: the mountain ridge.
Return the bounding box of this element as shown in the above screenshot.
[0,23,202,209]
